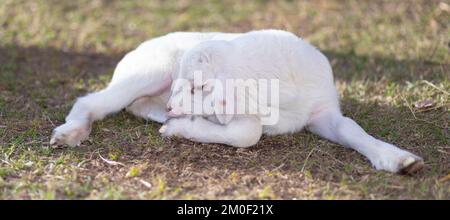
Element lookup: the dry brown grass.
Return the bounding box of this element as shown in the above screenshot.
[0,0,449,199]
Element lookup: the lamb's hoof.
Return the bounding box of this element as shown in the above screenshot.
[398,157,424,175]
[158,125,167,134]
[50,132,80,147]
[50,121,90,147]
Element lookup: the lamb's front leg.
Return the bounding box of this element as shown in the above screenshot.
[159,116,262,148]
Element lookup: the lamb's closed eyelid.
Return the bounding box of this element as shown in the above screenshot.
[198,79,216,92]
[171,79,192,93]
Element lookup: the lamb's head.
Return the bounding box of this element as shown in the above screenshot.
[166,40,234,124]
[175,40,232,82]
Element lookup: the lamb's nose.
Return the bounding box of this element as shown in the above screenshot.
[166,106,172,112]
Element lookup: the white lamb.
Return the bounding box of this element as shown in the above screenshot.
[51,30,424,174]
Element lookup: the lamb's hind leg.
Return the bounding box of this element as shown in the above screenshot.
[126,94,169,124]
[51,73,171,147]
[306,108,424,174]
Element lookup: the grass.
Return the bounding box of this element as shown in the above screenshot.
[0,0,449,199]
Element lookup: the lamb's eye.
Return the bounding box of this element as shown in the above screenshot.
[191,87,194,94]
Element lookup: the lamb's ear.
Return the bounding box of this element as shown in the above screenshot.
[197,42,226,65]
[197,50,212,65]
[212,79,234,124]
